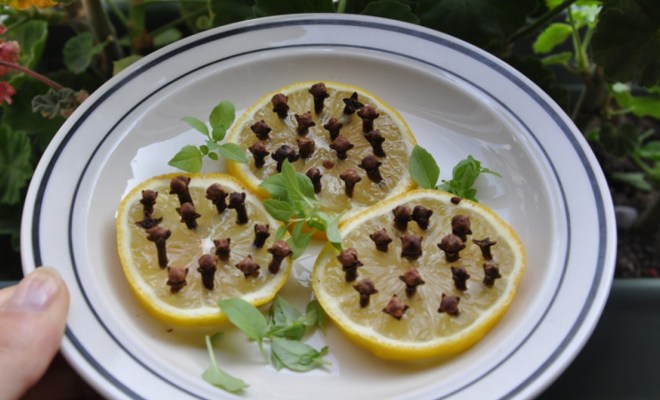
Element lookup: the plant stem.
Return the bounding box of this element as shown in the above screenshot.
[129,0,150,53]
[508,0,577,43]
[336,0,347,13]
[0,60,64,90]
[82,0,123,73]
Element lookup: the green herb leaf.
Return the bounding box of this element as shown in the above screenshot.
[210,100,235,141]
[218,143,248,163]
[182,116,210,137]
[218,298,268,342]
[168,145,203,173]
[0,126,33,205]
[317,211,342,250]
[113,55,143,75]
[532,22,572,54]
[638,141,660,161]
[63,32,105,74]
[409,145,440,189]
[275,224,288,240]
[260,174,288,200]
[263,199,297,222]
[303,300,326,330]
[287,220,313,260]
[202,334,248,393]
[267,296,306,340]
[440,156,499,201]
[612,171,652,191]
[270,338,330,372]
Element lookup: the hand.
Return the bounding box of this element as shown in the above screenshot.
[0,267,69,400]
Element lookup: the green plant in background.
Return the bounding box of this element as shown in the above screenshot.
[1,0,660,278]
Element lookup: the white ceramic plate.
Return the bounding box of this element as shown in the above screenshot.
[21,14,616,400]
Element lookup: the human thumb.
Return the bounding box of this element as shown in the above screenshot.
[0,267,69,400]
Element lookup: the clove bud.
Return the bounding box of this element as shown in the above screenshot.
[392,205,412,231]
[323,117,343,141]
[306,167,323,194]
[309,82,330,114]
[267,240,292,274]
[197,254,217,290]
[253,224,270,248]
[297,137,316,159]
[473,237,497,260]
[166,266,188,293]
[205,183,228,213]
[451,266,470,291]
[483,261,502,287]
[249,142,270,168]
[177,202,201,230]
[213,238,231,260]
[357,105,379,133]
[250,120,271,140]
[438,294,460,316]
[140,190,158,216]
[411,205,433,230]
[170,175,193,206]
[228,192,248,224]
[342,92,364,115]
[358,155,384,183]
[295,112,316,136]
[364,129,386,157]
[401,234,423,260]
[271,93,289,118]
[339,169,361,198]
[437,234,465,262]
[399,268,425,297]
[147,225,171,268]
[271,144,300,172]
[369,228,392,252]
[235,255,260,278]
[383,295,408,320]
[337,247,363,282]
[354,279,378,308]
[451,215,472,242]
[330,136,354,160]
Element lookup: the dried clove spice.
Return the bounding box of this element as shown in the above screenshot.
[411,205,433,230]
[354,279,378,308]
[235,255,260,278]
[323,117,343,141]
[330,136,354,160]
[339,169,361,198]
[451,215,472,242]
[399,267,426,297]
[309,82,330,114]
[438,294,460,316]
[170,175,193,206]
[136,216,162,230]
[401,234,423,260]
[140,190,158,216]
[197,254,217,290]
[450,196,462,205]
[343,92,364,115]
[213,238,231,260]
[249,142,270,168]
[437,234,466,262]
[364,129,386,157]
[147,225,171,268]
[483,261,502,287]
[295,112,316,136]
[306,167,323,194]
[177,202,201,230]
[451,266,470,291]
[267,240,292,274]
[358,155,384,183]
[228,192,248,224]
[253,224,270,248]
[250,120,271,140]
[392,205,412,231]
[166,266,188,293]
[271,93,289,118]
[357,105,379,133]
[337,247,363,282]
[369,228,392,252]
[383,295,409,320]
[297,137,316,159]
[322,160,335,170]
[205,183,228,213]
[473,237,497,260]
[271,144,300,172]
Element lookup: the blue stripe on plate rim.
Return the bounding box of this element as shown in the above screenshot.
[27,17,610,399]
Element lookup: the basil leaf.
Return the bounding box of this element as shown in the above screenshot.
[267,297,306,340]
[409,145,440,189]
[302,300,325,330]
[260,174,288,200]
[209,100,235,141]
[181,116,209,137]
[287,221,313,260]
[218,143,248,163]
[270,338,330,372]
[218,298,268,342]
[275,224,288,240]
[296,172,316,200]
[202,334,248,393]
[263,199,297,222]
[168,145,203,173]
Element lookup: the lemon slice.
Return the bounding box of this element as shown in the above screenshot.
[116,173,292,326]
[312,189,525,359]
[226,81,416,220]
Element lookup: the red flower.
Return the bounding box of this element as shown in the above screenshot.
[0,41,20,76]
[0,81,17,105]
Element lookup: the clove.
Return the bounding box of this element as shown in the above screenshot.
[337,247,363,282]
[383,295,409,320]
[437,234,466,262]
[354,279,378,308]
[339,169,361,198]
[451,196,462,205]
[295,112,316,136]
[438,294,460,316]
[365,129,386,157]
[451,215,472,242]
[213,238,231,261]
[473,237,497,260]
[357,105,379,133]
[249,142,270,168]
[399,268,425,297]
[330,136,354,160]
[309,82,330,114]
[177,202,201,230]
[228,192,248,224]
[369,228,392,252]
[392,205,412,231]
[323,117,343,141]
[253,224,270,248]
[235,255,260,278]
[297,137,316,159]
[271,93,289,118]
[205,183,228,213]
[250,120,271,140]
[451,266,470,291]
[271,144,300,172]
[342,92,364,115]
[411,205,433,230]
[401,234,423,260]
[267,240,292,274]
[197,254,217,290]
[140,190,158,216]
[483,261,502,287]
[166,266,188,293]
[358,155,384,183]
[170,175,193,206]
[306,167,323,194]
[147,225,171,268]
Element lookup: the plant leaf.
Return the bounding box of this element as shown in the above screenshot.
[361,0,420,24]
[0,126,33,205]
[202,335,248,393]
[63,32,105,74]
[409,145,440,189]
[209,100,235,141]
[181,116,209,137]
[112,55,143,75]
[270,338,330,372]
[218,143,248,163]
[612,171,652,191]
[532,23,572,54]
[263,199,297,222]
[260,174,288,200]
[218,298,268,342]
[3,19,47,72]
[168,145,203,172]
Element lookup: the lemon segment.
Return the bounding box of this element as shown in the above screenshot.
[116,173,291,326]
[312,189,525,359]
[226,81,416,220]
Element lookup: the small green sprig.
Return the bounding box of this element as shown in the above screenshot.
[202,333,249,393]
[217,297,329,374]
[259,160,342,258]
[408,144,500,201]
[168,100,247,172]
